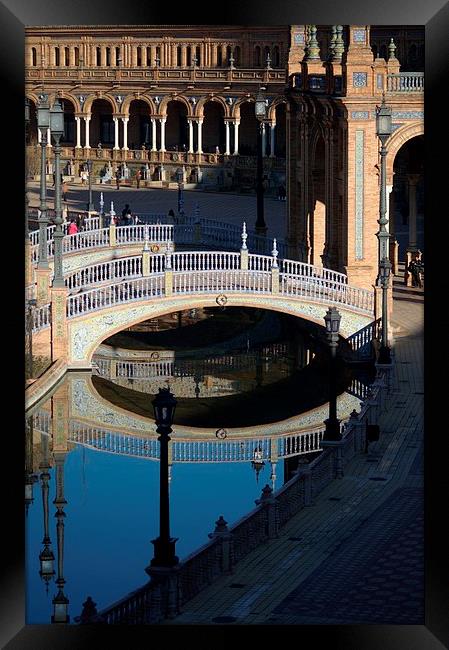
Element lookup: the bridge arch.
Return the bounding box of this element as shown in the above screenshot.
[68,293,373,369]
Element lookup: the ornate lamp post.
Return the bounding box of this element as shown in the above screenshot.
[50,99,65,288]
[26,298,37,379]
[147,387,179,569]
[37,94,50,269]
[86,158,94,212]
[176,167,184,216]
[51,452,69,624]
[375,96,393,364]
[25,416,38,516]
[323,306,342,441]
[254,88,267,235]
[38,432,55,592]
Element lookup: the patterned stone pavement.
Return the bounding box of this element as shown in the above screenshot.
[27,182,287,240]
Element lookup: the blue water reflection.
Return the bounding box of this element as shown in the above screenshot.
[26,443,282,624]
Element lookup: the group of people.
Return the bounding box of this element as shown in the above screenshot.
[407,254,424,288]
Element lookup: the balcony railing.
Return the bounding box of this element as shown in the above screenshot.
[387,72,424,92]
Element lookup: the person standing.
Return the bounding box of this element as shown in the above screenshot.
[115,168,121,190]
[62,180,68,202]
[68,219,78,235]
[135,168,141,189]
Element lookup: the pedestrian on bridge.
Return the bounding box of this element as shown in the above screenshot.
[68,220,78,235]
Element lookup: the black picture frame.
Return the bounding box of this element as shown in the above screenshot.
[3,0,448,647]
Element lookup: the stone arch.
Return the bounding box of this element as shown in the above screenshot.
[195,95,229,119]
[386,121,424,185]
[158,95,192,117]
[201,100,226,153]
[232,96,255,120]
[127,98,153,149]
[68,293,373,368]
[309,125,327,267]
[83,93,118,115]
[267,97,287,121]
[121,94,156,116]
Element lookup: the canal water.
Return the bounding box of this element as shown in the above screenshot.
[26,307,374,623]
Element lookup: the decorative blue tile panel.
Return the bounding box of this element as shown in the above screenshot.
[351,111,369,120]
[353,72,367,87]
[392,111,424,120]
[294,33,305,45]
[355,130,364,260]
[353,29,366,43]
[391,123,404,131]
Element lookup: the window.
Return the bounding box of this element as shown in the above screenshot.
[226,45,232,65]
[187,46,191,66]
[31,47,37,66]
[55,47,60,66]
[264,46,271,65]
[217,47,222,66]
[74,47,79,66]
[106,47,111,66]
[96,47,101,66]
[273,46,280,67]
[196,45,201,66]
[156,46,161,64]
[234,46,241,66]
[64,47,69,66]
[137,47,142,67]
[115,46,121,65]
[177,45,182,67]
[254,46,261,67]
[100,116,114,144]
[146,47,151,66]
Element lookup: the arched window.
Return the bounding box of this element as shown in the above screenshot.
[146,47,151,66]
[234,45,241,66]
[96,47,101,66]
[74,47,79,66]
[31,47,37,66]
[217,47,222,66]
[254,46,261,67]
[137,47,142,67]
[264,46,271,65]
[226,45,232,65]
[272,45,280,67]
[115,46,121,64]
[106,47,111,66]
[187,46,191,66]
[64,47,69,66]
[196,45,201,66]
[55,47,60,67]
[156,46,161,64]
[177,45,182,67]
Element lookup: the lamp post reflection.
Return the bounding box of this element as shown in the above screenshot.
[51,452,69,624]
[38,432,55,592]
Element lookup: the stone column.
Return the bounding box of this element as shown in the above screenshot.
[233,120,239,154]
[75,117,82,148]
[225,121,230,155]
[221,44,227,66]
[47,128,52,148]
[269,122,276,157]
[151,118,157,151]
[197,119,203,154]
[122,117,129,150]
[181,44,187,67]
[113,117,120,150]
[188,119,194,153]
[84,117,91,149]
[160,117,166,152]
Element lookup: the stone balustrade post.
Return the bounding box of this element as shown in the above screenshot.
[146,565,180,620]
[348,409,363,454]
[255,485,279,539]
[208,515,234,574]
[25,239,34,287]
[240,221,248,270]
[164,244,173,296]
[320,440,345,479]
[271,238,279,293]
[110,359,117,379]
[109,223,117,247]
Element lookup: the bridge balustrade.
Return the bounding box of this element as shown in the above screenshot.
[31,303,51,332]
[65,255,143,291]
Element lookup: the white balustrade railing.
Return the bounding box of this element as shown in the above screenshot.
[172,251,240,272]
[116,224,174,244]
[66,275,164,317]
[280,259,348,284]
[62,228,110,254]
[387,72,424,92]
[173,269,272,294]
[65,255,143,291]
[31,303,51,332]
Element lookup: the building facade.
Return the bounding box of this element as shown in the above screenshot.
[25,24,424,289]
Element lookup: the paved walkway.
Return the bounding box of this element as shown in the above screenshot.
[163,279,424,625]
[27,182,287,241]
